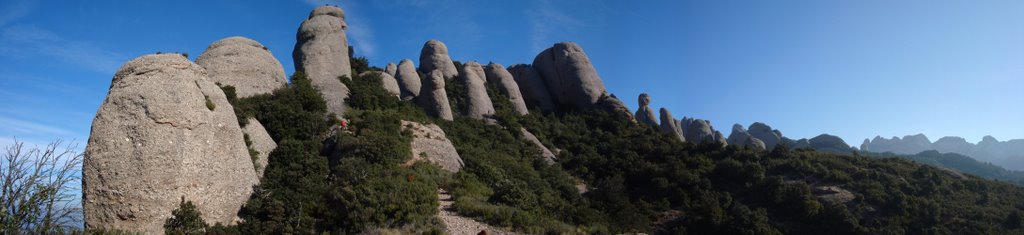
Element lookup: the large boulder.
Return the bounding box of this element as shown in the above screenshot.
[597,95,635,122]
[83,54,258,234]
[748,122,783,149]
[727,124,751,146]
[241,117,276,177]
[809,134,853,152]
[507,64,557,112]
[744,137,767,150]
[634,93,658,127]
[401,120,463,172]
[384,62,397,77]
[293,5,352,116]
[195,36,286,98]
[521,128,556,164]
[659,108,684,142]
[417,70,454,120]
[395,59,421,101]
[684,118,717,144]
[418,40,459,78]
[360,71,400,98]
[458,61,496,119]
[484,63,529,115]
[532,42,609,109]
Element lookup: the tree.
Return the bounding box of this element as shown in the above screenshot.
[0,139,83,234]
[164,197,208,235]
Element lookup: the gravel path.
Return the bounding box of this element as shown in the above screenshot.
[437,189,517,235]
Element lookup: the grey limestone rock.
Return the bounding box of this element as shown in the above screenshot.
[748,122,783,149]
[396,59,421,101]
[634,93,658,127]
[659,108,685,142]
[196,36,286,98]
[402,120,463,172]
[459,61,496,119]
[417,70,454,120]
[384,62,397,77]
[521,128,556,164]
[419,40,459,78]
[532,42,609,109]
[241,117,276,177]
[84,54,258,234]
[507,64,557,112]
[484,63,529,115]
[361,71,401,98]
[293,5,352,116]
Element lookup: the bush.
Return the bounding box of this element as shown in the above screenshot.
[163,197,207,235]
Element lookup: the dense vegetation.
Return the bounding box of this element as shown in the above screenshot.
[159,55,1024,234]
[863,150,1024,185]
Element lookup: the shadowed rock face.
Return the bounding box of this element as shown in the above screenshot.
[458,61,496,119]
[241,117,276,177]
[417,70,454,121]
[659,108,685,142]
[532,42,609,109]
[634,93,658,127]
[484,63,529,115]
[395,59,421,101]
[196,36,286,98]
[727,124,765,150]
[748,122,783,149]
[521,128,556,164]
[419,40,459,78]
[84,54,258,234]
[507,64,556,112]
[293,5,351,116]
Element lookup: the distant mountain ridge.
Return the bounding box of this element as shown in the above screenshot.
[861,134,1024,170]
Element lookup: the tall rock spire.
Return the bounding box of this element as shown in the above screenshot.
[293,5,352,117]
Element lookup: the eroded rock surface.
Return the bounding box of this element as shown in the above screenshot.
[293,5,352,116]
[417,70,454,120]
[507,64,556,112]
[84,54,258,234]
[402,120,463,172]
[396,59,421,101]
[458,61,495,119]
[196,36,286,98]
[485,63,529,115]
[532,42,609,109]
[419,40,459,78]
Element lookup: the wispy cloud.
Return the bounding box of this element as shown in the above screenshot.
[0,25,127,74]
[527,0,587,53]
[301,0,377,57]
[0,117,77,137]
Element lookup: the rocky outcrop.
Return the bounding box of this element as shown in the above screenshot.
[726,124,766,150]
[507,64,557,112]
[241,117,276,177]
[484,63,529,115]
[748,122,783,149]
[401,120,463,172]
[634,93,658,127]
[417,70,454,120]
[84,54,258,234]
[419,40,459,78]
[684,119,716,144]
[361,71,400,97]
[931,136,973,155]
[459,61,496,119]
[293,5,352,116]
[195,36,286,98]
[532,42,609,109]
[521,128,556,164]
[395,59,421,101]
[659,108,684,141]
[384,62,397,77]
[861,134,1024,170]
[808,134,853,152]
[597,95,635,122]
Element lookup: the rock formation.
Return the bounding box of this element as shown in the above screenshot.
[484,63,529,115]
[659,108,684,141]
[727,124,766,150]
[402,120,463,172]
[418,70,454,120]
[684,119,716,144]
[507,64,557,112]
[195,36,286,98]
[532,42,609,109]
[808,134,853,152]
[395,59,422,101]
[361,71,400,97]
[241,117,276,177]
[634,93,658,127]
[419,40,459,78]
[293,5,352,116]
[84,54,258,233]
[384,62,397,77]
[521,128,556,164]
[459,61,496,119]
[597,95,635,122]
[748,122,783,149]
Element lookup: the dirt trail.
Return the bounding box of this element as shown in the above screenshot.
[437,189,517,235]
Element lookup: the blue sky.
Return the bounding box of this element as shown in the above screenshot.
[1,0,1022,150]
